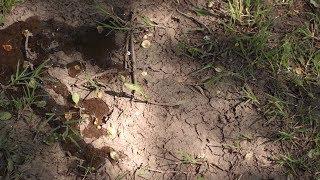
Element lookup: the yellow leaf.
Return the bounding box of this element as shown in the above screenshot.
[141,40,151,48]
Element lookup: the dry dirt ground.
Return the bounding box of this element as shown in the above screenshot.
[1,0,289,179]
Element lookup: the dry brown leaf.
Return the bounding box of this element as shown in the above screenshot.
[64,112,73,120]
[97,26,104,34]
[96,90,103,98]
[294,67,303,75]
[2,44,12,52]
[214,67,223,72]
[110,151,119,161]
[74,65,81,70]
[141,40,151,48]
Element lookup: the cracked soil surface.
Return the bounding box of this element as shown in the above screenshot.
[0,0,288,179]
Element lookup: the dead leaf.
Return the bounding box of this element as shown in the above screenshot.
[96,26,104,33]
[207,1,214,8]
[93,117,98,125]
[35,100,46,108]
[74,65,81,71]
[64,112,73,120]
[310,0,319,7]
[141,40,151,48]
[71,92,80,105]
[110,151,119,161]
[214,67,223,72]
[124,82,147,99]
[294,67,303,75]
[2,44,12,52]
[96,90,103,98]
[106,124,117,139]
[141,71,148,76]
[245,152,254,161]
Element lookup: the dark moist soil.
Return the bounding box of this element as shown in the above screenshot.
[81,98,112,139]
[0,15,125,175]
[67,61,86,78]
[0,16,120,84]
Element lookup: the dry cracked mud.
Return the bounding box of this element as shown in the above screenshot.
[0,0,288,179]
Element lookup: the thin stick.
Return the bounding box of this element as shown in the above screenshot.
[129,32,136,96]
[132,99,184,107]
[147,168,187,174]
[124,32,130,70]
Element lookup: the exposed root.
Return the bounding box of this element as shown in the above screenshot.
[147,168,187,175]
[22,30,37,61]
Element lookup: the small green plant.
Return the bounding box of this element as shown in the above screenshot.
[44,117,83,148]
[264,95,288,122]
[277,131,295,141]
[177,42,206,59]
[8,60,47,87]
[308,133,320,159]
[0,130,24,178]
[233,27,270,62]
[0,0,22,24]
[96,5,130,31]
[177,150,199,164]
[228,0,266,26]
[0,0,21,13]
[78,164,95,180]
[141,16,158,28]
[277,154,306,174]
[242,84,259,104]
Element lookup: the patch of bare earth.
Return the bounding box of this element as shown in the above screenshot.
[1,0,287,179]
